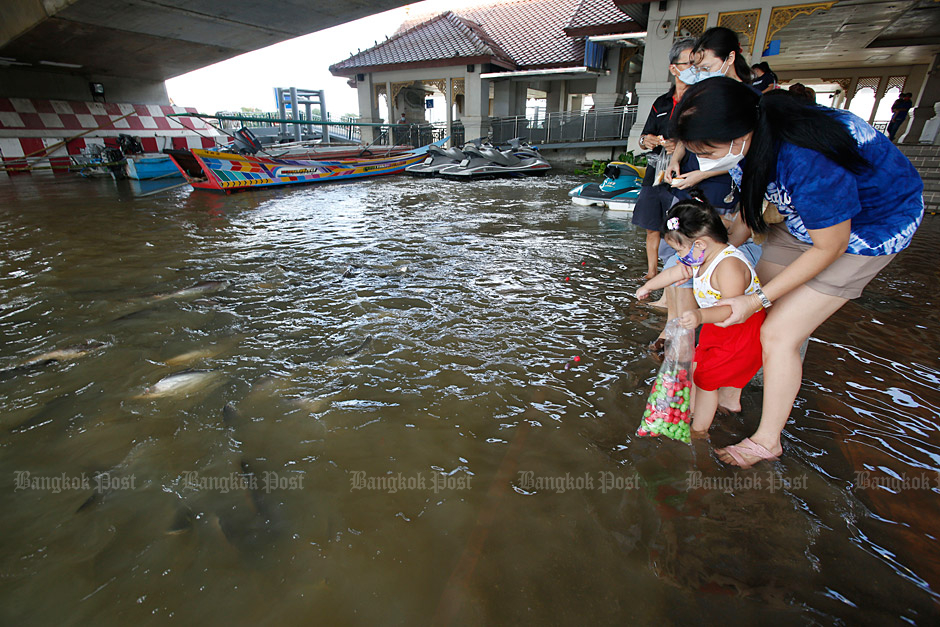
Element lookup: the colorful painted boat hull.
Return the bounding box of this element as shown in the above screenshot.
[167,143,437,192]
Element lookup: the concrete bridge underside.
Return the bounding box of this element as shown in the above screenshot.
[0,0,413,103]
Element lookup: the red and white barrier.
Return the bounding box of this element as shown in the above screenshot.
[0,97,220,174]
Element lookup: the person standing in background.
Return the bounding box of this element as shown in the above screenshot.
[887,92,913,142]
[751,62,778,93]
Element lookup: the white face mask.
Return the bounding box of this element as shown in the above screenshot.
[697,139,746,172]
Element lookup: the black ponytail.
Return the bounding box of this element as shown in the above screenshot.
[694,27,752,83]
[663,189,729,244]
[670,78,870,233]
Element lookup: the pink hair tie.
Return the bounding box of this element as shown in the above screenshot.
[667,217,680,230]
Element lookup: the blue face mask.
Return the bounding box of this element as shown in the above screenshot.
[679,58,729,85]
[677,66,702,85]
[678,243,706,267]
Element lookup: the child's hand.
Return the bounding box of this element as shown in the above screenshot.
[679,309,701,329]
[636,286,651,300]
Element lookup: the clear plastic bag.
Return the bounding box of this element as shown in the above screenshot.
[637,319,695,443]
[645,150,668,185]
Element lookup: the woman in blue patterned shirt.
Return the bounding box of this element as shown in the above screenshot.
[669,77,924,468]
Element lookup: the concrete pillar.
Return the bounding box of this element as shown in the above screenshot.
[445,77,453,148]
[630,1,677,145]
[512,82,527,116]
[546,81,566,113]
[842,76,860,111]
[868,75,889,126]
[901,55,940,144]
[493,80,513,117]
[462,75,490,142]
[356,75,381,144]
[593,56,623,109]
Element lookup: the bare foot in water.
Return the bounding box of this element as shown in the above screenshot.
[717,387,742,414]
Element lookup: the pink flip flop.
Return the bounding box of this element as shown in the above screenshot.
[716,438,780,469]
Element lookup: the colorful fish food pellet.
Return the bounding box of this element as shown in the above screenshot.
[636,364,693,444]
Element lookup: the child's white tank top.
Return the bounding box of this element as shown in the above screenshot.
[692,245,761,309]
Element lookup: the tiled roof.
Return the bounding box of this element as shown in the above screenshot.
[332,0,640,74]
[329,12,514,74]
[457,0,585,68]
[565,0,638,36]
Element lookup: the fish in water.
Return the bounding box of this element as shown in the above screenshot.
[344,335,373,357]
[163,340,236,367]
[134,369,220,399]
[0,340,108,381]
[149,280,229,303]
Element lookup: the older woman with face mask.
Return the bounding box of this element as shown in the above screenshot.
[665,27,759,191]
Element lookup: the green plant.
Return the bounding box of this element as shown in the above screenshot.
[573,159,608,176]
[573,150,648,176]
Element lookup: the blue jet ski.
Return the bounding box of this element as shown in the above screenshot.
[568,161,646,212]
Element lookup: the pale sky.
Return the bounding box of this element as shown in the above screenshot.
[165,0,466,118]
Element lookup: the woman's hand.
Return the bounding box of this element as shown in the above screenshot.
[662,139,678,155]
[670,169,710,190]
[636,286,651,300]
[714,294,762,327]
[664,159,681,183]
[679,309,701,329]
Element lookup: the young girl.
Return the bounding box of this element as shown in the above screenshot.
[636,193,766,436]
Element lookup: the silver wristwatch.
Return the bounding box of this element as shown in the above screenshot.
[754,285,772,309]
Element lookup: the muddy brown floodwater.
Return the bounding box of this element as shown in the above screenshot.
[0,171,937,625]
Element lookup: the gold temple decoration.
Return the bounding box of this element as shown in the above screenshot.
[676,15,707,39]
[822,77,852,92]
[424,79,447,95]
[452,78,465,100]
[390,81,414,104]
[717,9,762,55]
[763,2,837,52]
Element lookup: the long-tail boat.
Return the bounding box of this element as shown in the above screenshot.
[166,142,440,193]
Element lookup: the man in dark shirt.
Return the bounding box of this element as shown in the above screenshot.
[887,92,913,142]
[632,37,697,280]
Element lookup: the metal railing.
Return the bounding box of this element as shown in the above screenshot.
[390,121,464,147]
[490,105,637,145]
[212,112,464,147]
[214,111,363,143]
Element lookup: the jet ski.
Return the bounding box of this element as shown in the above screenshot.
[405,143,468,177]
[438,138,551,179]
[568,161,646,212]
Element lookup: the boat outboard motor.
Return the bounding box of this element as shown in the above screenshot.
[118,134,144,155]
[233,127,262,155]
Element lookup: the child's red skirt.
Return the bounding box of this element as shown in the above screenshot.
[693,309,766,391]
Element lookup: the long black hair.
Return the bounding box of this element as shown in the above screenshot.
[663,189,729,244]
[694,27,752,83]
[669,77,869,233]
